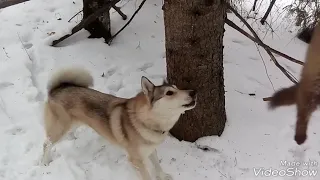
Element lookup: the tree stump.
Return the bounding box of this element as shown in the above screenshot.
[83,0,112,41]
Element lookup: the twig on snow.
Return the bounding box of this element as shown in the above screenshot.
[52,0,120,46]
[106,0,147,45]
[227,4,298,84]
[225,19,304,65]
[68,10,83,22]
[112,5,127,20]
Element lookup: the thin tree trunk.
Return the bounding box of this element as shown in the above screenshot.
[260,0,276,25]
[83,0,111,41]
[164,0,227,142]
[252,0,258,11]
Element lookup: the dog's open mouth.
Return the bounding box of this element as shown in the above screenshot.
[182,100,196,108]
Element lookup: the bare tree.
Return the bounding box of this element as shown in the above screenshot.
[163,0,227,142]
[260,0,276,25]
[284,0,320,43]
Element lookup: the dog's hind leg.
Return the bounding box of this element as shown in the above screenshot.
[42,138,54,165]
[41,101,72,165]
[149,150,172,180]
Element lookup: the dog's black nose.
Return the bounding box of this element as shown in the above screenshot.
[189,90,196,98]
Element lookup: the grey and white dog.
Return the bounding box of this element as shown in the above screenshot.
[41,67,197,180]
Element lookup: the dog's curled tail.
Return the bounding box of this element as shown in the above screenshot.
[47,67,94,93]
[268,84,298,109]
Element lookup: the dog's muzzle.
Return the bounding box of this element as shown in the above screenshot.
[182,90,197,108]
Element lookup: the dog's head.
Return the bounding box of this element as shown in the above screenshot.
[141,76,197,115]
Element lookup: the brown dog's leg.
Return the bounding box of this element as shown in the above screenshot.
[295,89,317,145]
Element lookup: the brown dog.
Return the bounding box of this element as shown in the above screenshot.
[268,22,320,145]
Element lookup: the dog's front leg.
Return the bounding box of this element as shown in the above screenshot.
[149,150,173,180]
[129,156,152,180]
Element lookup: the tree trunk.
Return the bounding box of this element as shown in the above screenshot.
[260,0,276,25]
[83,0,111,41]
[164,0,227,142]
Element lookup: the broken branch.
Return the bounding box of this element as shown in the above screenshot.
[261,0,276,25]
[227,3,298,84]
[68,10,83,22]
[225,19,304,65]
[106,0,147,45]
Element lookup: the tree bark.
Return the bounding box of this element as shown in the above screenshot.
[164,0,227,142]
[83,0,111,41]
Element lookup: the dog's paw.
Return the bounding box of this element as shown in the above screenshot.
[295,134,307,145]
[39,156,53,166]
[156,173,173,180]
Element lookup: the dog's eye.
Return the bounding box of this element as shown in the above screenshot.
[166,91,174,96]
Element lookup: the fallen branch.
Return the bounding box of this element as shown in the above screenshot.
[68,10,83,23]
[225,19,304,65]
[52,0,120,46]
[0,0,29,9]
[112,5,127,20]
[106,0,147,45]
[227,3,298,84]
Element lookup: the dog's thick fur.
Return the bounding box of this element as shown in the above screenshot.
[41,67,197,180]
[268,22,320,145]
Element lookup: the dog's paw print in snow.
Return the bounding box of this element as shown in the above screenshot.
[137,62,154,72]
[19,31,33,43]
[48,7,56,12]
[5,126,26,135]
[102,66,118,78]
[23,43,33,50]
[232,39,247,46]
[24,142,34,154]
[157,173,173,180]
[107,80,123,93]
[249,56,259,61]
[34,17,42,23]
[0,82,14,89]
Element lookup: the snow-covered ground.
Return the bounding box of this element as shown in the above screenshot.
[0,0,319,179]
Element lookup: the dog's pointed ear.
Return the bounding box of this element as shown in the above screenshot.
[141,76,155,95]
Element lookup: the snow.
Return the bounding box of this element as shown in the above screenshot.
[0,0,319,180]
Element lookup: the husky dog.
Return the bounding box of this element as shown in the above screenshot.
[41,67,197,180]
[268,22,320,145]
